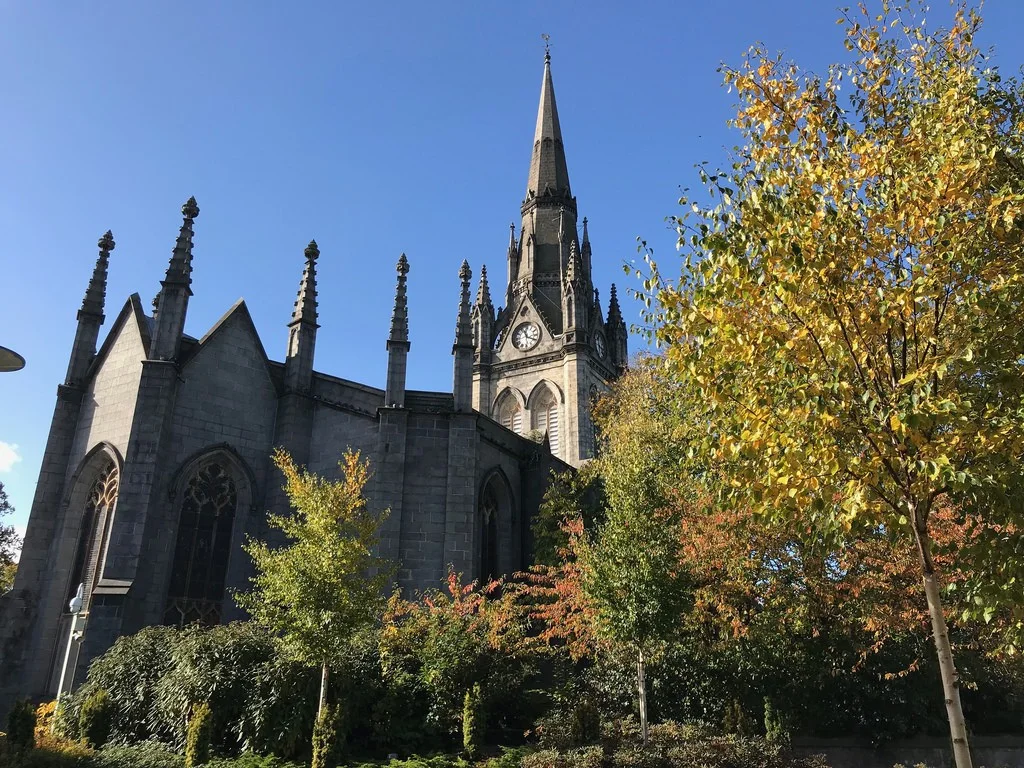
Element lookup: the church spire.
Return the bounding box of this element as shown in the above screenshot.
[285,240,320,393]
[607,283,628,371]
[385,253,411,407]
[453,260,474,411]
[66,231,115,386]
[150,197,199,361]
[524,50,571,209]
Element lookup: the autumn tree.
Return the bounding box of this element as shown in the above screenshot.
[642,4,1024,766]
[0,481,19,593]
[236,449,391,762]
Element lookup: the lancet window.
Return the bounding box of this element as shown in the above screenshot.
[67,459,119,606]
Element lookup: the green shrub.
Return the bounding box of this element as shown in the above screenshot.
[7,698,37,753]
[79,688,113,749]
[568,700,600,747]
[521,746,603,768]
[185,702,213,768]
[94,740,185,768]
[310,705,337,768]
[462,684,483,760]
[482,746,534,768]
[204,753,304,768]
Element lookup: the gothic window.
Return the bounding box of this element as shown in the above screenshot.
[496,394,523,435]
[532,388,560,455]
[67,460,119,605]
[479,484,499,583]
[164,462,237,627]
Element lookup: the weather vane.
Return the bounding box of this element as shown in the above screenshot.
[541,33,550,59]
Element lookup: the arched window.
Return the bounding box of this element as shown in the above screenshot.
[67,459,119,606]
[495,393,524,435]
[532,389,560,455]
[164,462,237,627]
[479,484,499,583]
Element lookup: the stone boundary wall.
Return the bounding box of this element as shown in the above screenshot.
[793,736,1024,768]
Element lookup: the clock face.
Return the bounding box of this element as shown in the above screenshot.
[595,333,607,359]
[512,322,540,351]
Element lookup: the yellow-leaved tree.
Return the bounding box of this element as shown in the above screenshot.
[236,449,391,767]
[642,4,1024,767]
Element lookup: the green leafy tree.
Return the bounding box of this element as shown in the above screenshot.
[235,449,392,751]
[0,481,20,593]
[576,367,693,745]
[641,4,1024,765]
[79,688,113,749]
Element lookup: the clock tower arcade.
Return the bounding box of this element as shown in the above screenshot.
[470,51,628,467]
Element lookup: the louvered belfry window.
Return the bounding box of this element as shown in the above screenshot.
[498,397,524,435]
[533,391,560,455]
[164,462,237,627]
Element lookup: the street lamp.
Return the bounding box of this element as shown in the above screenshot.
[55,584,85,698]
[0,345,25,373]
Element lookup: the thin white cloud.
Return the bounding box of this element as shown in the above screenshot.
[0,442,22,473]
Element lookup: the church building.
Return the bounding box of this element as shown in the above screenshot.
[0,52,627,710]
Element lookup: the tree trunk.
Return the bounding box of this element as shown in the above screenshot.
[914,522,973,768]
[318,661,330,720]
[637,646,649,747]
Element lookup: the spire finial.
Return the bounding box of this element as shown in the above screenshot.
[305,239,320,261]
[98,230,115,253]
[459,259,471,284]
[582,216,589,242]
[542,33,550,63]
[397,252,410,275]
[182,196,199,221]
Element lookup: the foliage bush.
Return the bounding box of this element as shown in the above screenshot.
[79,689,113,749]
[185,702,213,768]
[7,698,37,753]
[93,740,185,768]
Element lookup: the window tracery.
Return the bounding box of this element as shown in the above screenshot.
[163,461,237,627]
[68,459,119,606]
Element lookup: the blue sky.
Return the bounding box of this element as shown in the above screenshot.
[1,1,1022,537]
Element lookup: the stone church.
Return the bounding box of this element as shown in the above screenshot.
[0,52,627,711]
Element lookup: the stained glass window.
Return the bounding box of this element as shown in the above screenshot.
[163,462,237,627]
[67,460,119,606]
[479,483,499,583]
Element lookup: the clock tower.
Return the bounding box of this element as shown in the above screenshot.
[470,51,628,466]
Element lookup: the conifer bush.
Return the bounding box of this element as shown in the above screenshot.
[185,701,213,767]
[6,698,37,753]
[310,703,337,768]
[462,683,484,760]
[79,688,114,749]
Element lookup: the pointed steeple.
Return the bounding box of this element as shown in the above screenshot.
[80,231,114,320]
[150,197,199,361]
[524,50,571,208]
[606,283,623,326]
[389,253,410,344]
[285,240,320,393]
[291,240,320,326]
[565,239,582,286]
[385,253,411,407]
[453,260,474,411]
[476,265,494,313]
[607,283,629,371]
[593,287,604,325]
[66,231,115,386]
